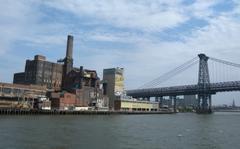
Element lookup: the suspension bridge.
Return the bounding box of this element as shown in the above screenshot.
[126,53,240,114]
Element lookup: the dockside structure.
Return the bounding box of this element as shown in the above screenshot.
[0,82,47,109]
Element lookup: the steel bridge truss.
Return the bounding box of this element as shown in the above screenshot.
[127,53,240,114]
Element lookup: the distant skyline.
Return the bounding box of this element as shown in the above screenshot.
[1,0,240,105]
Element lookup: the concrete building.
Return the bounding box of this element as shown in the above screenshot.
[114,99,159,111]
[103,68,124,109]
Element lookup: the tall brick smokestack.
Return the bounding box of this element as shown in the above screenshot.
[66,35,73,59]
[62,35,74,89]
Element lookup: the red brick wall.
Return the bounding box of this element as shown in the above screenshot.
[51,92,76,110]
[61,93,76,105]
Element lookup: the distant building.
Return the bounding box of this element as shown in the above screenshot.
[158,95,197,109]
[183,95,197,108]
[103,68,124,110]
[232,99,236,108]
[161,98,173,108]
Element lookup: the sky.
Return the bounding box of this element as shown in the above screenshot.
[1,0,240,105]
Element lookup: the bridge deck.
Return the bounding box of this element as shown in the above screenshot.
[126,81,240,98]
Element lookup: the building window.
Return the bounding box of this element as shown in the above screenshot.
[2,88,12,94]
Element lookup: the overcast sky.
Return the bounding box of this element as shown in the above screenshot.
[1,0,240,105]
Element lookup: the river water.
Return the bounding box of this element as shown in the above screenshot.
[0,112,240,149]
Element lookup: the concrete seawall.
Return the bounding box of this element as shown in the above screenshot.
[0,109,174,115]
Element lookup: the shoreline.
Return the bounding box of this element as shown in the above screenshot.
[0,109,174,115]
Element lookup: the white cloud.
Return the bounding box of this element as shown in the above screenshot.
[186,0,218,19]
[44,0,189,32]
[185,15,240,59]
[42,0,227,32]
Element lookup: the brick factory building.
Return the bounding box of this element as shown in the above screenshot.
[50,92,76,110]
[13,35,109,110]
[14,55,63,91]
[13,35,75,91]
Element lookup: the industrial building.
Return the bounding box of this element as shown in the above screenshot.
[114,99,159,111]
[13,35,75,91]
[50,92,76,110]
[102,67,161,111]
[103,67,124,110]
[12,35,109,110]
[14,55,63,91]
[0,82,47,109]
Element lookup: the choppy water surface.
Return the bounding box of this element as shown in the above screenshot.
[0,112,240,149]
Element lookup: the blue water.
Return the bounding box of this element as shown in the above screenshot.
[0,112,240,149]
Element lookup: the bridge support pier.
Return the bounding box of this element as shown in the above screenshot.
[209,96,212,110]
[173,97,177,113]
[170,96,177,113]
[160,96,164,108]
[197,94,212,114]
[155,96,164,109]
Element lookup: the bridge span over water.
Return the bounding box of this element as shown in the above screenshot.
[127,81,240,97]
[126,54,240,114]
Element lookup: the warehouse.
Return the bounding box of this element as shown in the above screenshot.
[114,99,159,111]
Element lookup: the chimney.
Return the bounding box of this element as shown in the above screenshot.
[79,66,84,89]
[66,35,73,59]
[61,35,74,90]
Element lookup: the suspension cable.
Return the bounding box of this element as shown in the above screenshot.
[149,60,199,88]
[209,57,240,68]
[139,57,199,89]
[209,57,240,82]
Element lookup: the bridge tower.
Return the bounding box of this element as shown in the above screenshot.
[197,54,212,113]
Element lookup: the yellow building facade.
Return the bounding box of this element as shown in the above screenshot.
[114,100,159,111]
[103,68,124,109]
